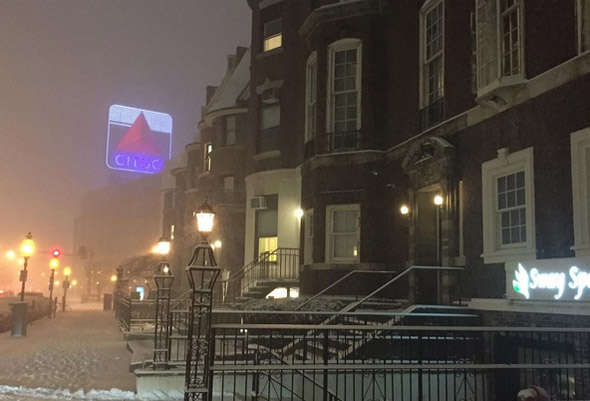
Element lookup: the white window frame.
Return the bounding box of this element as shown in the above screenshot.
[305,52,318,143]
[304,209,314,264]
[481,147,535,264]
[326,38,362,134]
[419,0,445,109]
[475,0,525,93]
[577,0,590,54]
[326,204,360,263]
[570,127,590,256]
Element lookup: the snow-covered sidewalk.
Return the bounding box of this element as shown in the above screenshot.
[0,304,136,400]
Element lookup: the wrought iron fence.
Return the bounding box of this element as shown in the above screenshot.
[326,131,362,153]
[209,324,590,401]
[240,248,299,296]
[113,296,155,331]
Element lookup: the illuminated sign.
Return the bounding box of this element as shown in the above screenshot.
[506,259,590,301]
[106,105,172,174]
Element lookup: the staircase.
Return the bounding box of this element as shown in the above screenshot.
[226,248,299,302]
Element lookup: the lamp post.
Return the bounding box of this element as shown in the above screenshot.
[184,200,221,401]
[62,267,71,312]
[153,236,173,370]
[19,233,35,301]
[48,255,59,318]
[434,194,445,305]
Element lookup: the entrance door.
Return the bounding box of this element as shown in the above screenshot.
[255,195,278,262]
[414,188,440,304]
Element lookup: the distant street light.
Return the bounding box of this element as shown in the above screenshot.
[5,250,16,260]
[19,233,35,301]
[48,255,60,319]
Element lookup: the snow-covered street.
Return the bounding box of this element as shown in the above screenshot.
[0,303,136,400]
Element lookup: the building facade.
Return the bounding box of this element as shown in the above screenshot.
[165,0,590,312]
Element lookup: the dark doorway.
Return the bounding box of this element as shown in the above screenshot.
[414,187,440,304]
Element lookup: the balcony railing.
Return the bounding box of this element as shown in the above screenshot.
[420,97,445,131]
[326,130,362,153]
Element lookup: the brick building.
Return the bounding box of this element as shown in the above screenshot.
[165,0,590,314]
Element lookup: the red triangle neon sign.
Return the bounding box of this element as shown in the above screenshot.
[116,112,160,156]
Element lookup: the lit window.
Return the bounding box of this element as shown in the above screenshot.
[326,204,360,263]
[170,225,175,240]
[204,142,213,172]
[476,0,523,90]
[223,176,234,192]
[263,19,282,52]
[577,0,590,54]
[481,147,535,263]
[225,116,236,146]
[305,52,317,143]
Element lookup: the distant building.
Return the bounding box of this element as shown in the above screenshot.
[73,174,162,297]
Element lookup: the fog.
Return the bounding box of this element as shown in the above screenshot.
[0,1,250,289]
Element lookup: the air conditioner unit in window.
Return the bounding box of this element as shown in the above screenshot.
[251,196,267,210]
[261,88,279,104]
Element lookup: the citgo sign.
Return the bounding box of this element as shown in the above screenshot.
[106,105,172,174]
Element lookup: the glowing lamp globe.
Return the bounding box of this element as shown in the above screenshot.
[433,195,444,207]
[400,204,410,216]
[156,236,171,256]
[50,257,60,270]
[194,201,215,236]
[110,274,117,282]
[20,233,35,258]
[63,267,72,277]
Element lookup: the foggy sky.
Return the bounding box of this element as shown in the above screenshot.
[0,1,250,260]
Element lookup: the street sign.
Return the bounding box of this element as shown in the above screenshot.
[106,105,172,174]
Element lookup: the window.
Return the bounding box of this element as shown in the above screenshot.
[204,142,213,172]
[327,39,362,153]
[224,116,236,146]
[305,52,318,143]
[304,209,314,264]
[570,128,590,256]
[326,204,360,263]
[223,176,234,192]
[328,39,362,134]
[481,147,535,263]
[263,18,282,52]
[170,224,175,240]
[421,1,444,108]
[476,0,523,91]
[497,171,526,245]
[258,98,280,154]
[577,0,590,54]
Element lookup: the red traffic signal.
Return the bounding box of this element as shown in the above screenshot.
[52,249,61,258]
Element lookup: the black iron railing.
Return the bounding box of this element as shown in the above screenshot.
[420,97,445,131]
[326,130,362,153]
[210,324,590,401]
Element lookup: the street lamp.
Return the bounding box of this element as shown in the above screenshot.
[62,267,71,312]
[153,236,174,370]
[185,201,221,401]
[48,256,59,318]
[19,233,35,301]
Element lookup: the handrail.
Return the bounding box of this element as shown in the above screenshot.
[341,265,463,314]
[228,247,299,283]
[295,270,397,310]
